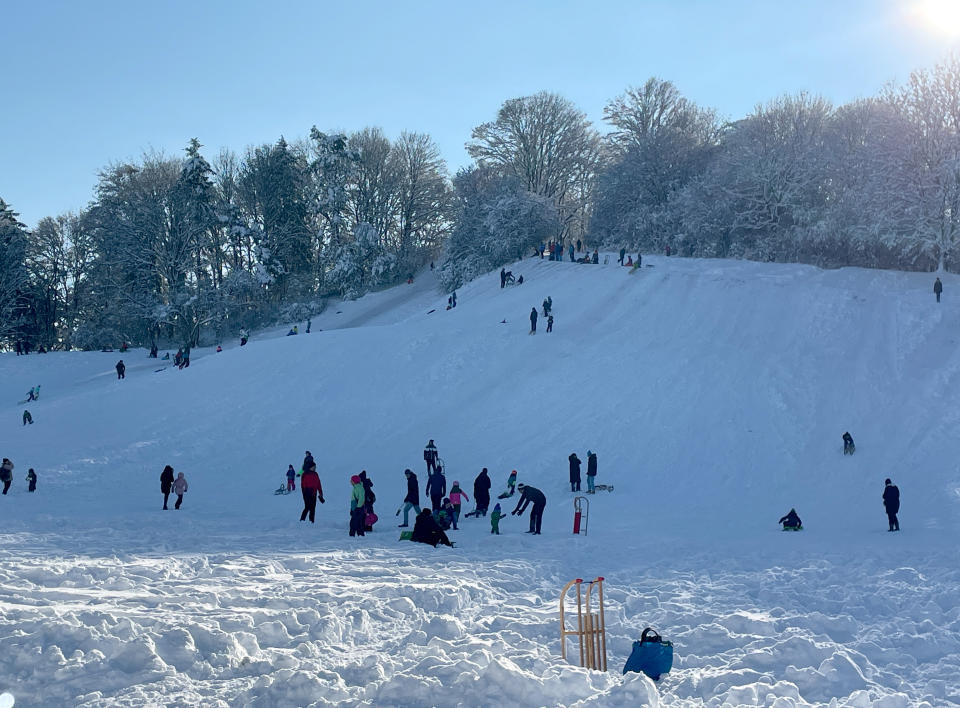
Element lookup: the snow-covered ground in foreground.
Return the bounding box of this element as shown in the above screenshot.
[1,255,959,707]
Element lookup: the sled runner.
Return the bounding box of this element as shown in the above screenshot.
[589,484,614,493]
[274,485,291,495]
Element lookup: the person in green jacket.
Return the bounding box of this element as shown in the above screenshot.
[490,503,505,534]
[349,474,366,537]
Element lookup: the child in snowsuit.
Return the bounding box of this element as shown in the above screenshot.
[490,503,505,534]
[286,465,296,491]
[22,410,33,426]
[26,468,37,492]
[437,498,456,530]
[172,472,188,509]
[448,481,469,529]
[349,475,366,536]
[546,315,553,333]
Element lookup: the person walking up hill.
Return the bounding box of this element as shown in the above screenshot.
[160,465,175,510]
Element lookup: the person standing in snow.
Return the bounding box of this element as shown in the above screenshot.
[172,472,188,510]
[448,481,469,530]
[1,458,14,495]
[286,465,297,491]
[426,465,446,512]
[300,465,324,523]
[302,451,315,475]
[26,468,37,492]
[160,465,175,510]
[22,410,33,426]
[423,440,438,474]
[490,503,505,534]
[411,508,453,547]
[501,268,507,289]
[116,360,125,379]
[586,451,598,493]
[546,315,553,333]
[576,238,582,253]
[568,452,582,492]
[239,329,248,346]
[883,478,900,531]
[359,470,376,531]
[512,483,546,535]
[842,432,855,455]
[466,468,491,517]
[530,307,538,334]
[619,247,626,265]
[349,474,366,536]
[399,469,421,527]
[592,249,599,264]
[934,277,943,303]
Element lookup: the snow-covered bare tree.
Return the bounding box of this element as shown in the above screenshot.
[0,199,30,346]
[467,92,600,241]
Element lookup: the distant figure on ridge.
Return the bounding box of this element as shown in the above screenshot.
[934,277,942,303]
[423,440,438,474]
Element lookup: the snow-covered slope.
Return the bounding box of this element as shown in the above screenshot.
[1,256,957,707]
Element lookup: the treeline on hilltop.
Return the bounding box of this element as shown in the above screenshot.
[2,55,958,351]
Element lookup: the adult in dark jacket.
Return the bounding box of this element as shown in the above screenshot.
[300,465,324,523]
[399,469,421,527]
[883,478,900,531]
[500,268,507,288]
[160,465,175,510]
[359,470,376,530]
[424,440,438,474]
[470,468,492,517]
[116,360,125,379]
[934,277,942,303]
[586,451,597,493]
[426,466,446,511]
[568,453,582,492]
[530,308,538,334]
[512,483,546,534]
[411,508,453,547]
[302,451,315,473]
[619,247,626,265]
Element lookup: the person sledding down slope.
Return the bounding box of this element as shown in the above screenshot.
[411,508,454,547]
[497,470,518,499]
[779,508,802,530]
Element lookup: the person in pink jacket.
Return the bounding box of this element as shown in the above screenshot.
[172,472,188,510]
[448,481,469,530]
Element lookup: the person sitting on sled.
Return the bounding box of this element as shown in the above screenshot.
[779,508,802,530]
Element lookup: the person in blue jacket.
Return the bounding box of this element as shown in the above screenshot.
[286,465,297,492]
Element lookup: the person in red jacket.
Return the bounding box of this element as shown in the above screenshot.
[300,464,324,523]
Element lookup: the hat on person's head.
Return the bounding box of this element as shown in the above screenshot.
[351,475,360,484]
[453,480,459,486]
[305,450,311,455]
[494,503,501,511]
[885,478,892,485]
[517,482,526,490]
[404,468,412,475]
[587,450,592,456]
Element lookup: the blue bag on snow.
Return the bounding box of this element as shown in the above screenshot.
[623,627,673,680]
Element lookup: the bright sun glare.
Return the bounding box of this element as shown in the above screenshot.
[909,0,960,38]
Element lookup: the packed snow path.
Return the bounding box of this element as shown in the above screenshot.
[1,255,958,706]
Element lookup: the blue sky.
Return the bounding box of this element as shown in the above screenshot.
[1,0,957,228]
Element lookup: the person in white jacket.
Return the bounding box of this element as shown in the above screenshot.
[172,472,188,510]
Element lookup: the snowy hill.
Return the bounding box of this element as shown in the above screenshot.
[1,255,958,706]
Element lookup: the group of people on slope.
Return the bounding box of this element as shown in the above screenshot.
[1,458,37,495]
[778,479,901,532]
[567,451,599,493]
